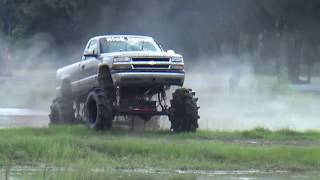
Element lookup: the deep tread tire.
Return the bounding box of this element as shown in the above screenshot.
[169,88,200,132]
[49,97,76,125]
[98,66,116,100]
[84,88,114,130]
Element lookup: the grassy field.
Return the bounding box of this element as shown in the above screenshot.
[1,126,320,176]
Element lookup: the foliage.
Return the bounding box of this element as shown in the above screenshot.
[0,126,320,172]
[0,0,88,42]
[1,0,320,81]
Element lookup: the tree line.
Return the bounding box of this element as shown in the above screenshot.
[1,0,320,83]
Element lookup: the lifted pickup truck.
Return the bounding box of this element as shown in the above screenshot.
[49,35,199,132]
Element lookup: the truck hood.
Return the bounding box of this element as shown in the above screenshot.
[101,51,182,58]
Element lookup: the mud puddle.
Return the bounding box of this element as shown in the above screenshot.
[1,167,320,180]
[0,108,48,128]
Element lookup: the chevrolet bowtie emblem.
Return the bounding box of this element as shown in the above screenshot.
[148,61,156,65]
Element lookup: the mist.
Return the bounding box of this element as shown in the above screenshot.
[1,0,320,130]
[185,55,320,131]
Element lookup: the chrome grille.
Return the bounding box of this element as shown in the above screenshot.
[131,57,170,69]
[132,58,170,62]
[133,64,170,69]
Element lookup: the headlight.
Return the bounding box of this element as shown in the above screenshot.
[171,64,184,70]
[112,64,132,70]
[113,57,131,63]
[171,57,183,63]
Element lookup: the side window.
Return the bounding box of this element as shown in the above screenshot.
[82,40,98,60]
[87,39,98,53]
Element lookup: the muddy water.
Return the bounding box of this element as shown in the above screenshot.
[0,108,48,128]
[2,168,320,180]
[0,72,54,128]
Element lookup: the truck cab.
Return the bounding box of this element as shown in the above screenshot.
[57,35,185,96]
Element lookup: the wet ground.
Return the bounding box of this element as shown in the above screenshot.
[1,72,320,179]
[2,167,320,180]
[0,71,54,128]
[0,108,48,128]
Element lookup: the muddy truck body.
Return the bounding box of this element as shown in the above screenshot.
[50,35,199,132]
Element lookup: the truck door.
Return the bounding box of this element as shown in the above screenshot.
[78,39,100,93]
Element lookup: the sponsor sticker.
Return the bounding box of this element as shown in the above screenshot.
[106,37,150,42]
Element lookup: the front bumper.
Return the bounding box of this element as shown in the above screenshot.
[111,70,185,86]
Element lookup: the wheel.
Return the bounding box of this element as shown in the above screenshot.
[98,65,116,99]
[49,80,76,125]
[49,97,76,125]
[169,88,200,132]
[84,88,114,130]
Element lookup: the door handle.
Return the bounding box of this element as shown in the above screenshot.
[81,65,85,69]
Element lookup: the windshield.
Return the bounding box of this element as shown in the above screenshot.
[100,37,162,53]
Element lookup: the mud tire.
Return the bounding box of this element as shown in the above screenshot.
[98,66,116,100]
[169,88,200,132]
[49,97,76,125]
[84,88,114,130]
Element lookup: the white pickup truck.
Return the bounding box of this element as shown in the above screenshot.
[49,35,199,132]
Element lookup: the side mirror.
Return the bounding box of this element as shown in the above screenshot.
[167,50,175,54]
[83,49,97,57]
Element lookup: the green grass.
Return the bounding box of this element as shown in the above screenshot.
[0,126,320,174]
